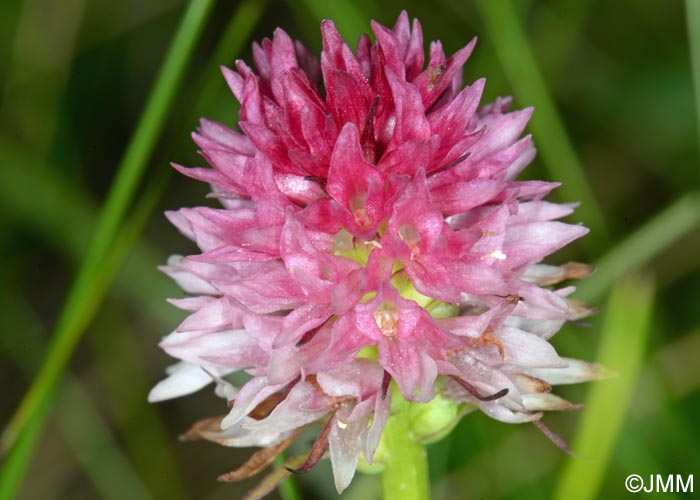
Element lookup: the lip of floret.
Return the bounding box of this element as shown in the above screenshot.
[374,301,400,338]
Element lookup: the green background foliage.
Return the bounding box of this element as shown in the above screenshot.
[0,0,698,498]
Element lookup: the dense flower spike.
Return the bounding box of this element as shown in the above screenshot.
[151,12,603,494]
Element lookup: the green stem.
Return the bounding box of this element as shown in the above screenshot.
[380,397,431,500]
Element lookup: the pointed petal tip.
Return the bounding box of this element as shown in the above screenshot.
[146,388,162,403]
[473,76,486,89]
[521,106,535,119]
[320,19,337,34]
[590,362,618,380]
[527,358,617,385]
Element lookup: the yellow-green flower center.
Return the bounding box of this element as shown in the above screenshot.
[334,229,459,319]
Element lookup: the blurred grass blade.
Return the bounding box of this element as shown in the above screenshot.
[577,191,700,303]
[473,0,609,250]
[530,2,594,87]
[56,382,153,500]
[0,409,45,500]
[0,289,152,500]
[88,300,187,500]
[0,0,268,331]
[655,329,700,398]
[0,141,176,327]
[1,0,86,157]
[434,427,561,499]
[204,0,267,68]
[0,0,215,488]
[554,274,655,500]
[272,455,302,500]
[0,170,169,500]
[194,0,268,119]
[89,170,192,500]
[295,0,375,46]
[1,1,267,495]
[687,0,700,152]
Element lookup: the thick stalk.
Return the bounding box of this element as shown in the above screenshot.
[380,397,430,500]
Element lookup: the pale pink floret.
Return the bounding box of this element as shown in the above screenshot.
[151,11,600,493]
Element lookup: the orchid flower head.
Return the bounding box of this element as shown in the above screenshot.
[150,11,605,495]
